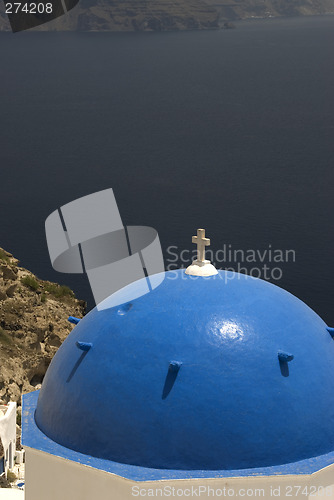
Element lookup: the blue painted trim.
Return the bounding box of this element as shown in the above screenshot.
[68,316,81,325]
[22,391,334,481]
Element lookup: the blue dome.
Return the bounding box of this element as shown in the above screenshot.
[35,270,334,471]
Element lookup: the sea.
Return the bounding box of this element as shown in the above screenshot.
[1,14,334,323]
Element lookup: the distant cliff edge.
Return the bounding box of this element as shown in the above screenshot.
[0,0,334,31]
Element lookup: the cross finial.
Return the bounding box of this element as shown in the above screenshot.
[192,229,210,263]
[185,228,218,276]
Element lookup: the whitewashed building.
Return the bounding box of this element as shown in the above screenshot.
[0,403,17,475]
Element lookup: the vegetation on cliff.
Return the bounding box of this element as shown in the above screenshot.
[0,247,86,406]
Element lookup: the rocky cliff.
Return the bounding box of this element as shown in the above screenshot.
[0,0,333,32]
[0,247,86,407]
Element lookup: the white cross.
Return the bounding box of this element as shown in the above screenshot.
[192,228,210,263]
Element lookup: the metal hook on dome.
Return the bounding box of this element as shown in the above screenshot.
[162,361,182,399]
[66,343,93,383]
[76,341,93,352]
[68,316,81,325]
[326,327,334,339]
[278,351,294,378]
[278,351,294,362]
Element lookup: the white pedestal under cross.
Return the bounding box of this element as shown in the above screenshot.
[185,228,218,277]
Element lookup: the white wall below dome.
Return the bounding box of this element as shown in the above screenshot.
[24,447,334,500]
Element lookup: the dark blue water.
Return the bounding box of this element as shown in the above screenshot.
[1,15,334,321]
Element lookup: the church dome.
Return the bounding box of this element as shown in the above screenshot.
[35,269,334,471]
